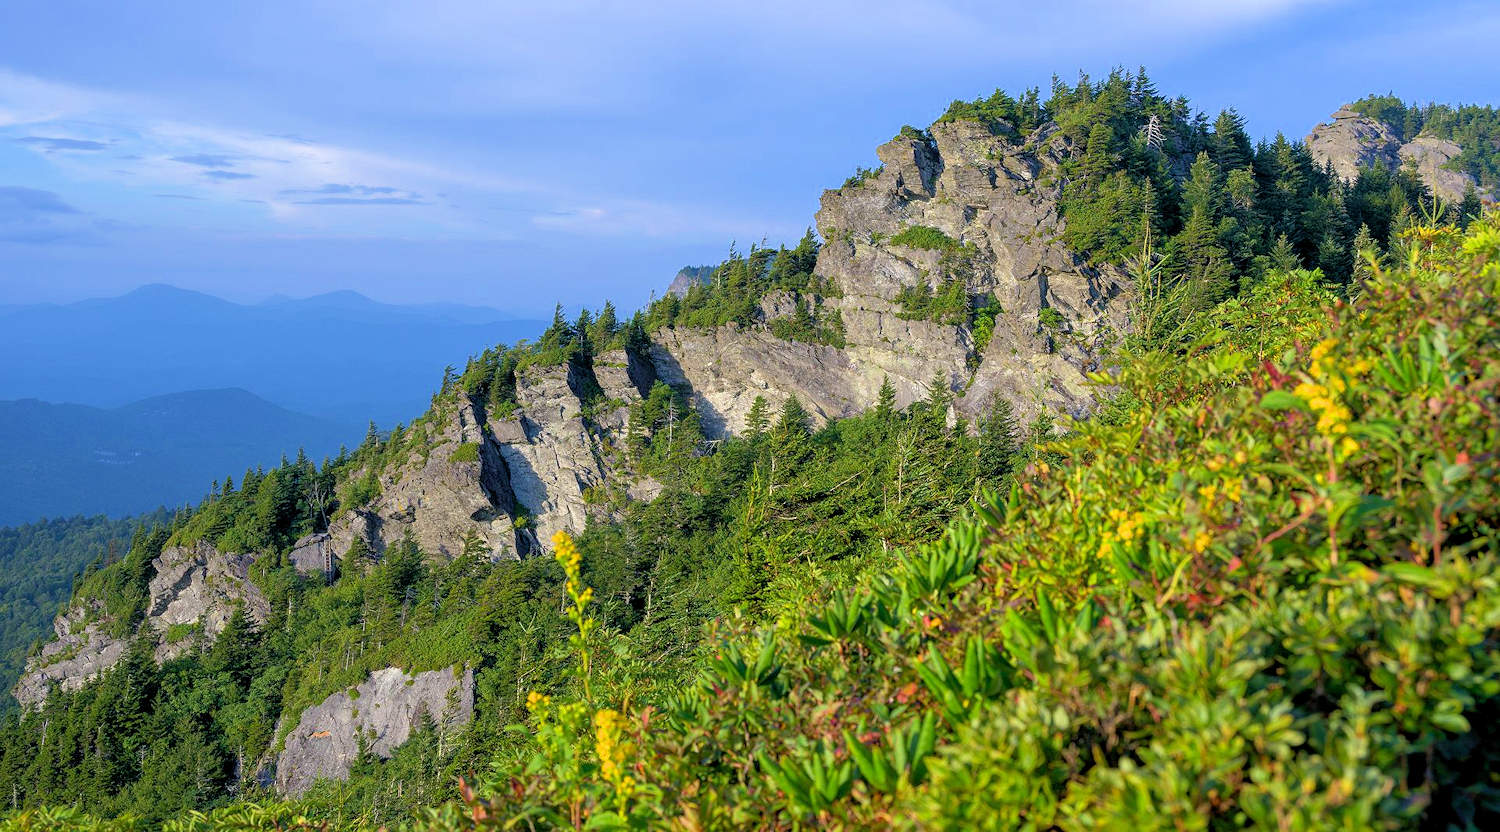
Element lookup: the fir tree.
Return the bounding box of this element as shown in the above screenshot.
[745,395,770,437]
[1350,223,1378,291]
[977,394,1019,480]
[774,396,810,439]
[1267,233,1301,274]
[874,376,897,426]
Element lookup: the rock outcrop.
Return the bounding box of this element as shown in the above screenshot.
[13,601,128,710]
[274,666,475,796]
[147,541,270,660]
[321,357,646,564]
[325,397,530,565]
[1307,107,1494,204]
[666,265,713,298]
[649,118,1128,435]
[493,362,616,544]
[14,540,268,707]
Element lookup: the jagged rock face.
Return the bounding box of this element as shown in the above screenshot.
[319,354,655,565]
[328,398,528,564]
[148,541,270,661]
[274,666,474,796]
[15,540,269,707]
[1399,136,1490,204]
[667,265,712,298]
[1306,108,1493,204]
[1305,108,1405,183]
[649,119,1127,434]
[651,326,866,435]
[13,601,127,710]
[497,362,614,544]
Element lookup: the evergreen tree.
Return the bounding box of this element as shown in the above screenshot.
[591,301,618,354]
[924,373,952,431]
[1081,123,1117,185]
[1211,109,1253,172]
[745,396,770,437]
[1458,186,1483,227]
[573,309,594,360]
[1350,223,1379,291]
[976,394,1019,481]
[1267,233,1301,274]
[874,377,897,426]
[774,396,811,439]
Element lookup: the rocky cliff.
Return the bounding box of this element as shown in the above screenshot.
[14,541,268,708]
[274,666,475,796]
[319,396,531,566]
[650,119,1127,434]
[1306,106,1495,204]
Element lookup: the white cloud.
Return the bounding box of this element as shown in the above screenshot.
[0,67,776,242]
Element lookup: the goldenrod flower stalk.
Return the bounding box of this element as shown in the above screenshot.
[553,530,598,702]
[593,708,637,816]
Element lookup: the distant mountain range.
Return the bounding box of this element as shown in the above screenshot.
[0,284,546,427]
[0,388,353,526]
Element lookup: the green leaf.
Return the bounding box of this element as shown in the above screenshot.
[1382,562,1453,593]
[1259,390,1307,411]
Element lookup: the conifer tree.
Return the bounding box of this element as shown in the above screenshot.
[1212,109,1253,172]
[874,376,897,426]
[745,396,770,437]
[591,301,618,354]
[573,309,594,360]
[774,396,810,439]
[1081,123,1117,185]
[923,372,953,433]
[977,394,1019,480]
[1267,234,1301,274]
[1350,223,1378,293]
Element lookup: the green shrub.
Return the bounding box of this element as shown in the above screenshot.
[890,224,959,251]
[448,442,480,463]
[1037,306,1065,331]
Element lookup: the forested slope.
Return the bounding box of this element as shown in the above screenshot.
[0,72,1496,829]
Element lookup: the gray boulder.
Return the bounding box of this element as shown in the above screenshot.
[274,666,475,796]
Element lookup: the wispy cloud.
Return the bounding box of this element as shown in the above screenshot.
[16,136,107,151]
[171,153,237,167]
[0,185,97,244]
[0,186,79,215]
[203,170,255,181]
[294,196,424,206]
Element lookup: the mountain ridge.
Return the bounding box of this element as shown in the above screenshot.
[4,72,1498,826]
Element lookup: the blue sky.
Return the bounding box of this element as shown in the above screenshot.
[2,0,1497,316]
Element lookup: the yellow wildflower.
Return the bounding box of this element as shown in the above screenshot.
[526,690,551,713]
[594,708,633,785]
[552,529,582,575]
[1192,531,1212,553]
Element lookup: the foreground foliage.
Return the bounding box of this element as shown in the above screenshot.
[422,216,1500,829]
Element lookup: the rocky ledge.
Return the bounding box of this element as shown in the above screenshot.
[274,666,475,796]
